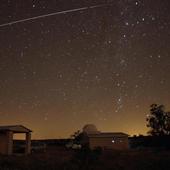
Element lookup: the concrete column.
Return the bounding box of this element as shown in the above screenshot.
[6,131,13,155]
[25,132,31,154]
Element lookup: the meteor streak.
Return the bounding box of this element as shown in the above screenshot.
[0,4,112,28]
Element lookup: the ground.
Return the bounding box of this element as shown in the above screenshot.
[0,146,170,170]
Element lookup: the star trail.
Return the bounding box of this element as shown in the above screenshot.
[0,3,111,28]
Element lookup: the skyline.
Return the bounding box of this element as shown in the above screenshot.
[0,0,170,139]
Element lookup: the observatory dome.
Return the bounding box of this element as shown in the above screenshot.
[83,124,100,134]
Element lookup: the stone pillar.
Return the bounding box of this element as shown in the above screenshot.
[6,131,13,155]
[25,132,31,154]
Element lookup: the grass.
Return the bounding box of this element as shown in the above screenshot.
[0,147,170,170]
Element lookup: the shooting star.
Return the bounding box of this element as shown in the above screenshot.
[0,4,112,28]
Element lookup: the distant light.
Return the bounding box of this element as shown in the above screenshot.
[125,22,129,26]
[112,140,115,143]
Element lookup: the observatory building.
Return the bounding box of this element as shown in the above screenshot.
[83,124,100,134]
[82,124,129,150]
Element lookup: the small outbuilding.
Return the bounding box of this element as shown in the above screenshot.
[82,124,129,150]
[0,125,32,155]
[87,132,129,150]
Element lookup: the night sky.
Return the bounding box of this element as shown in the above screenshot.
[0,0,170,139]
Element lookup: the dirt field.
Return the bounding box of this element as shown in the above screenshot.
[0,146,170,170]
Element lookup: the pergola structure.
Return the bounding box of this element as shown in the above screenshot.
[0,125,32,155]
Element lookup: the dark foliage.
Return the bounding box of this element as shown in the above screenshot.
[129,135,170,149]
[146,104,170,136]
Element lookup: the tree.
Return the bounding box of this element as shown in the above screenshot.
[146,104,170,136]
[70,130,89,147]
[71,130,81,140]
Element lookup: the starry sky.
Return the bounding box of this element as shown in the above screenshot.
[0,0,170,139]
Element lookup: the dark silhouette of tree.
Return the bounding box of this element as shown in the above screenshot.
[71,130,89,147]
[146,104,170,136]
[71,130,81,140]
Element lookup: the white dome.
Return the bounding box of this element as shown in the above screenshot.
[83,124,100,134]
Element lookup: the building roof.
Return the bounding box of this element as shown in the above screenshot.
[0,125,32,133]
[88,132,128,138]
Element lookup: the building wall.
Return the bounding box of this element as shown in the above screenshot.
[7,131,13,155]
[89,136,129,150]
[0,133,8,154]
[0,132,13,155]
